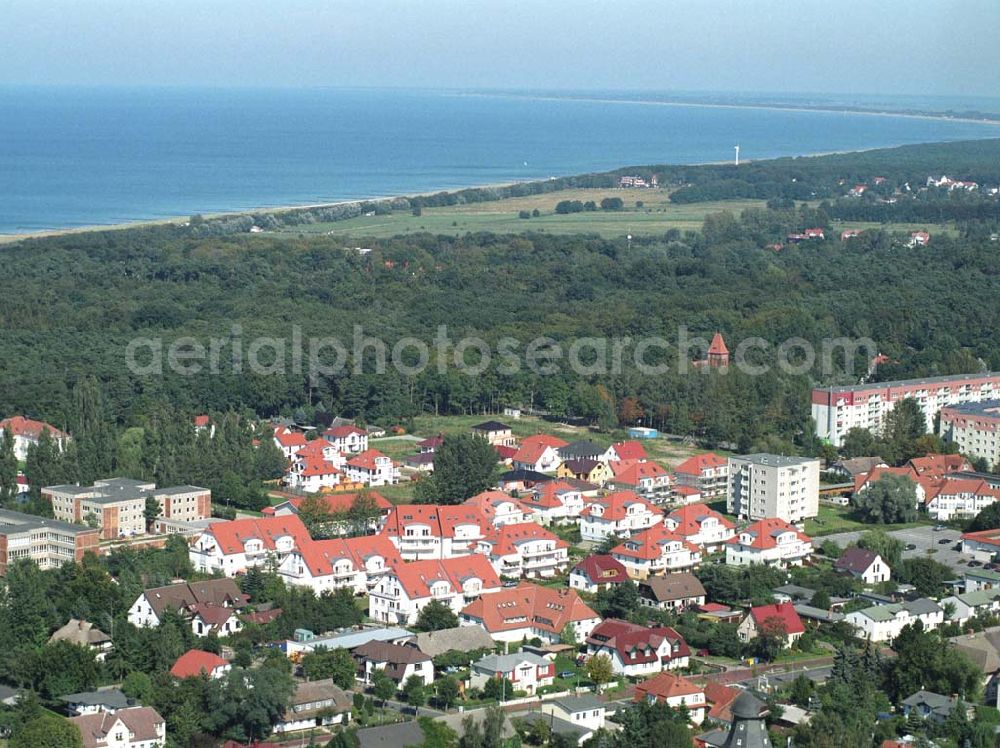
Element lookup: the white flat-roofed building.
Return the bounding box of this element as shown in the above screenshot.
[727,454,819,523]
[813,372,1000,447]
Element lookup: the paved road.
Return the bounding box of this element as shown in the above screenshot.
[820,525,972,575]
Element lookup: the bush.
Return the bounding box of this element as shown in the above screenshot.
[518,210,531,219]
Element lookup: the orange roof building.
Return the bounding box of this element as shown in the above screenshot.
[459,582,601,644]
[170,649,230,679]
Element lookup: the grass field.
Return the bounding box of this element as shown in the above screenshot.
[276,189,767,240]
[830,219,959,238]
[805,503,930,537]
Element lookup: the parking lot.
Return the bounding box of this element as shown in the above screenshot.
[821,525,973,575]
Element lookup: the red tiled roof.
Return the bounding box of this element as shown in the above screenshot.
[960,527,1000,548]
[295,440,339,459]
[347,449,392,470]
[464,490,521,518]
[170,649,228,678]
[390,555,501,599]
[296,455,342,478]
[634,671,704,704]
[666,503,734,536]
[324,425,367,438]
[611,440,648,461]
[381,504,488,539]
[587,618,690,664]
[0,415,69,440]
[705,682,741,721]
[612,524,699,561]
[193,415,211,427]
[749,602,805,635]
[726,518,811,550]
[609,460,669,486]
[521,434,569,450]
[908,453,971,478]
[512,441,554,466]
[480,522,567,557]
[674,485,701,496]
[580,491,660,522]
[73,707,165,748]
[460,582,598,635]
[273,428,309,449]
[674,452,726,476]
[494,445,518,460]
[204,515,311,555]
[520,481,580,509]
[572,554,629,585]
[707,332,729,355]
[296,534,402,577]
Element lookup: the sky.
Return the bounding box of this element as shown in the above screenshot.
[2,0,998,98]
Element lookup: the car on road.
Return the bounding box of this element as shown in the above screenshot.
[559,671,575,679]
[905,544,917,550]
[938,538,952,545]
[968,560,983,567]
[933,525,946,532]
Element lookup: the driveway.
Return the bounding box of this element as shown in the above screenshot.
[820,525,971,575]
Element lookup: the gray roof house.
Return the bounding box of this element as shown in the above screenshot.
[901,690,972,723]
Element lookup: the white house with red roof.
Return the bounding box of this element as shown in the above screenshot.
[579,491,662,542]
[470,652,554,696]
[476,522,569,578]
[663,503,735,551]
[0,415,70,461]
[459,582,601,644]
[924,478,1000,521]
[586,619,690,677]
[71,706,167,748]
[189,515,312,576]
[170,649,231,680]
[345,449,399,486]
[286,455,344,493]
[518,481,586,523]
[569,554,630,593]
[380,504,489,559]
[607,440,648,463]
[725,518,813,568]
[278,534,403,594]
[512,442,562,473]
[608,460,672,498]
[368,555,501,626]
[322,424,368,453]
[673,453,729,500]
[737,602,805,647]
[273,426,309,460]
[464,490,535,527]
[672,485,703,505]
[611,525,702,578]
[634,672,706,724]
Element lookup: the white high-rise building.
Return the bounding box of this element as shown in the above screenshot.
[727,454,820,524]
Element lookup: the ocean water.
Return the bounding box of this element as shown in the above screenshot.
[1,86,998,234]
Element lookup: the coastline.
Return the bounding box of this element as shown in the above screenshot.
[454,90,1000,127]
[1,134,996,245]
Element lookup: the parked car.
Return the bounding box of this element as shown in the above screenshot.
[933,525,946,532]
[968,560,983,567]
[905,544,917,551]
[559,671,575,679]
[938,538,952,545]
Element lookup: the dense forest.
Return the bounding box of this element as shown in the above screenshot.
[2,141,999,450]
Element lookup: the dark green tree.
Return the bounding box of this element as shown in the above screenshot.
[0,430,18,506]
[372,668,398,707]
[414,599,459,632]
[435,675,460,709]
[11,715,82,748]
[402,674,427,714]
[853,474,918,523]
[302,647,357,688]
[857,528,903,567]
[415,434,499,504]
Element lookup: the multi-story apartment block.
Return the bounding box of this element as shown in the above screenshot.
[189,515,311,575]
[939,400,1000,470]
[727,454,819,523]
[379,504,489,560]
[0,508,100,575]
[43,478,211,540]
[812,372,1000,447]
[476,522,569,578]
[672,453,729,500]
[368,555,501,626]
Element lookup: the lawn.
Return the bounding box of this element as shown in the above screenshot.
[274,189,768,240]
[805,503,930,537]
[408,413,718,470]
